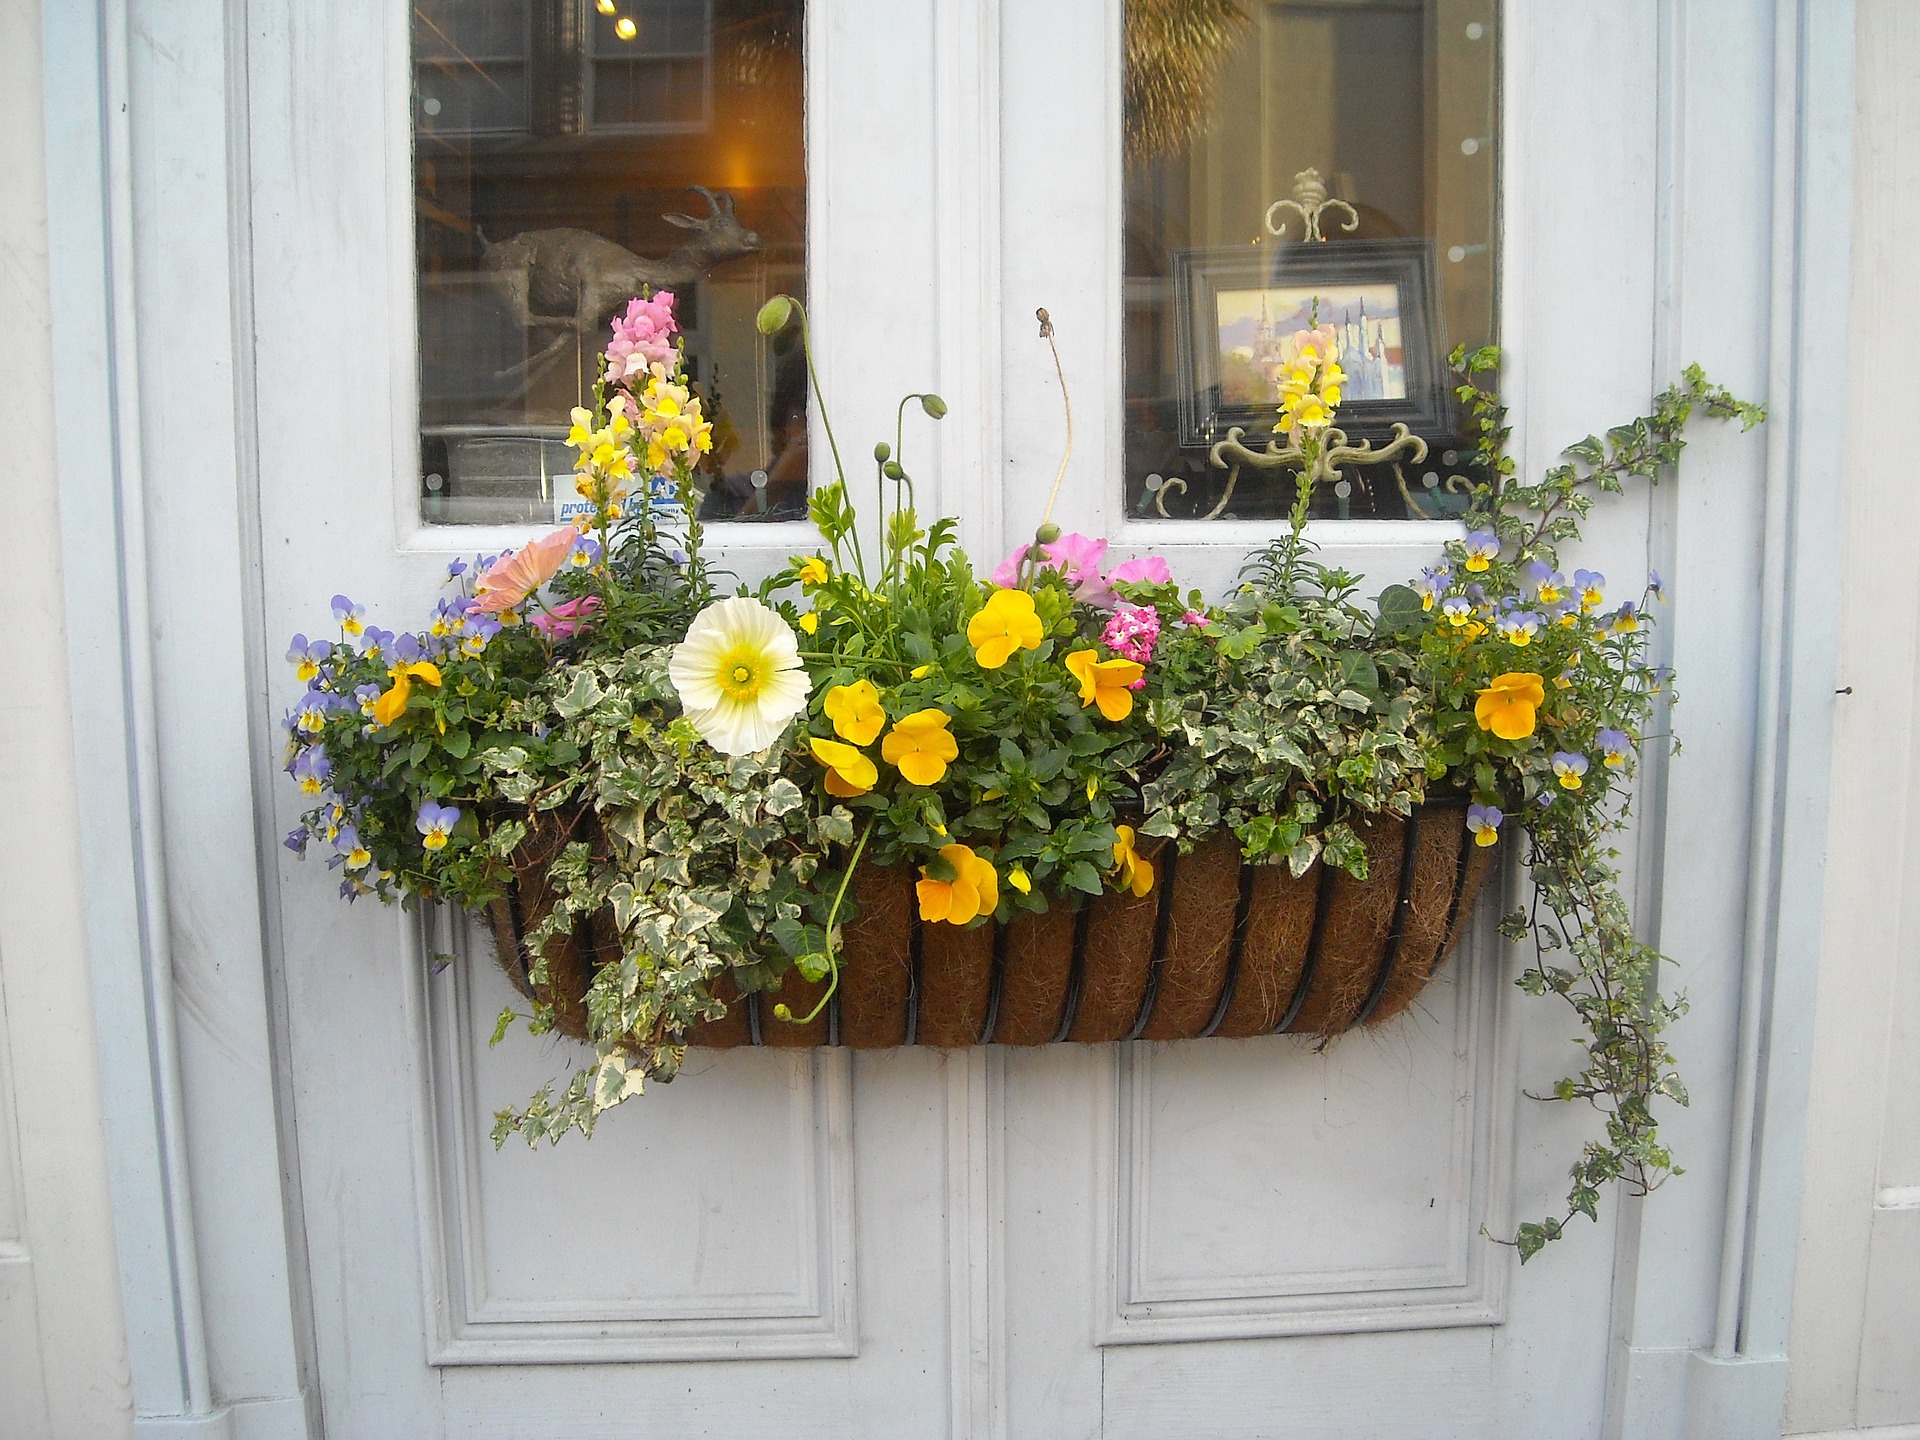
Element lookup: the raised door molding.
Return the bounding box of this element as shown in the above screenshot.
[408,913,858,1364]
[1096,908,1513,1345]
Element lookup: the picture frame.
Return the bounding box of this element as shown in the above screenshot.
[1171,237,1446,450]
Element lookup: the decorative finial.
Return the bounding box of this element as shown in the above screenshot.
[1264,168,1360,244]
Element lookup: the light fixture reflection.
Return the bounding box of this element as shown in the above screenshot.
[615,16,638,39]
[596,0,617,12]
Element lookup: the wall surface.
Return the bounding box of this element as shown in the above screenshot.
[1785,0,1920,1434]
[0,2,137,1437]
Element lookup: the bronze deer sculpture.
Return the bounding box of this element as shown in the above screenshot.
[480,186,762,387]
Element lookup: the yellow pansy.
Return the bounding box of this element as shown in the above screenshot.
[1112,824,1155,897]
[916,843,999,926]
[881,708,959,786]
[1064,648,1145,722]
[823,680,886,746]
[372,661,444,727]
[966,588,1044,669]
[1473,671,1546,741]
[795,556,830,588]
[809,737,878,798]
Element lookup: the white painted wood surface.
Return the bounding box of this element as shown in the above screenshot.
[0,6,137,1436]
[1786,2,1920,1432]
[31,0,1853,1435]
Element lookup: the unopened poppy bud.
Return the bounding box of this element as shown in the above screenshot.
[873,441,892,462]
[1035,522,1062,545]
[755,295,795,334]
[919,393,949,419]
[883,460,905,480]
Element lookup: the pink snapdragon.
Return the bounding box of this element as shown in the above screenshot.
[530,595,603,640]
[1102,606,1160,686]
[605,292,679,382]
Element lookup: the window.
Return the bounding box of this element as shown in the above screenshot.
[412,0,807,525]
[1123,0,1498,522]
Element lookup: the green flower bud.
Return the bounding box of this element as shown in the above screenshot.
[1035,522,1062,545]
[873,441,892,462]
[883,460,905,480]
[755,295,795,335]
[919,393,949,419]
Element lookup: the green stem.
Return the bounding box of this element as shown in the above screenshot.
[779,817,875,1027]
[791,301,865,584]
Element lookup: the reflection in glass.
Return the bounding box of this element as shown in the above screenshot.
[1124,0,1498,522]
[413,0,806,525]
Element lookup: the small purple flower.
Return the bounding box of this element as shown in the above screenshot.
[353,683,382,718]
[416,800,460,852]
[1550,751,1590,790]
[287,634,332,682]
[1461,531,1500,572]
[360,625,394,659]
[334,824,372,871]
[293,692,332,735]
[290,747,332,796]
[1537,791,1555,808]
[1521,560,1553,598]
[460,613,504,655]
[569,534,603,568]
[284,826,309,855]
[1441,596,1474,627]
[1610,602,1641,633]
[1466,803,1502,847]
[1496,610,1541,647]
[446,558,468,580]
[1573,569,1605,610]
[330,595,366,637]
[393,632,426,663]
[1598,728,1633,766]
[1648,570,1666,602]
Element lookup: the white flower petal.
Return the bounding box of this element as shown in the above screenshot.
[668,597,810,755]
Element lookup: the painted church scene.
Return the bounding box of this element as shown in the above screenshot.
[1215,282,1408,406]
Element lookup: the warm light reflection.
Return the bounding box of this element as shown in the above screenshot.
[615,16,638,39]
[596,0,616,11]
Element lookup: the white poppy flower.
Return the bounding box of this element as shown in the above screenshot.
[667,596,810,755]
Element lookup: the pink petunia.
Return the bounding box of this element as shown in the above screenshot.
[1108,555,1171,589]
[529,595,603,640]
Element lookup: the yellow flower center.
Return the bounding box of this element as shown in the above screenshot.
[716,647,766,702]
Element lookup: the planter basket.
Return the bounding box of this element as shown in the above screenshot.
[486,802,1496,1050]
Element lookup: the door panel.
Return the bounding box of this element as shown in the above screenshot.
[252,1,1694,1435]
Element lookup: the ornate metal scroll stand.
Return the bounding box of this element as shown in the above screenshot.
[1150,424,1429,521]
[1264,167,1359,243]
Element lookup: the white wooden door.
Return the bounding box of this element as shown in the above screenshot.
[251,3,1792,1436]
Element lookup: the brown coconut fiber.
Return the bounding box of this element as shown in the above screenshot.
[1140,833,1243,1040]
[986,903,1080,1044]
[1067,838,1167,1042]
[1210,861,1321,1037]
[836,865,917,1048]
[1284,816,1409,1036]
[915,918,998,1047]
[1360,806,1473,1028]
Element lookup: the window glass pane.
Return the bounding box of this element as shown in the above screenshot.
[413,0,807,525]
[1124,0,1497,522]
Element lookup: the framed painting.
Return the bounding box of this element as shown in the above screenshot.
[1171,238,1446,449]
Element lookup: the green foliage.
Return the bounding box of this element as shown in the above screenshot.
[281,292,1762,1254]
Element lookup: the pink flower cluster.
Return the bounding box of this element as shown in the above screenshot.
[1102,606,1160,686]
[988,532,1170,611]
[605,292,679,383]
